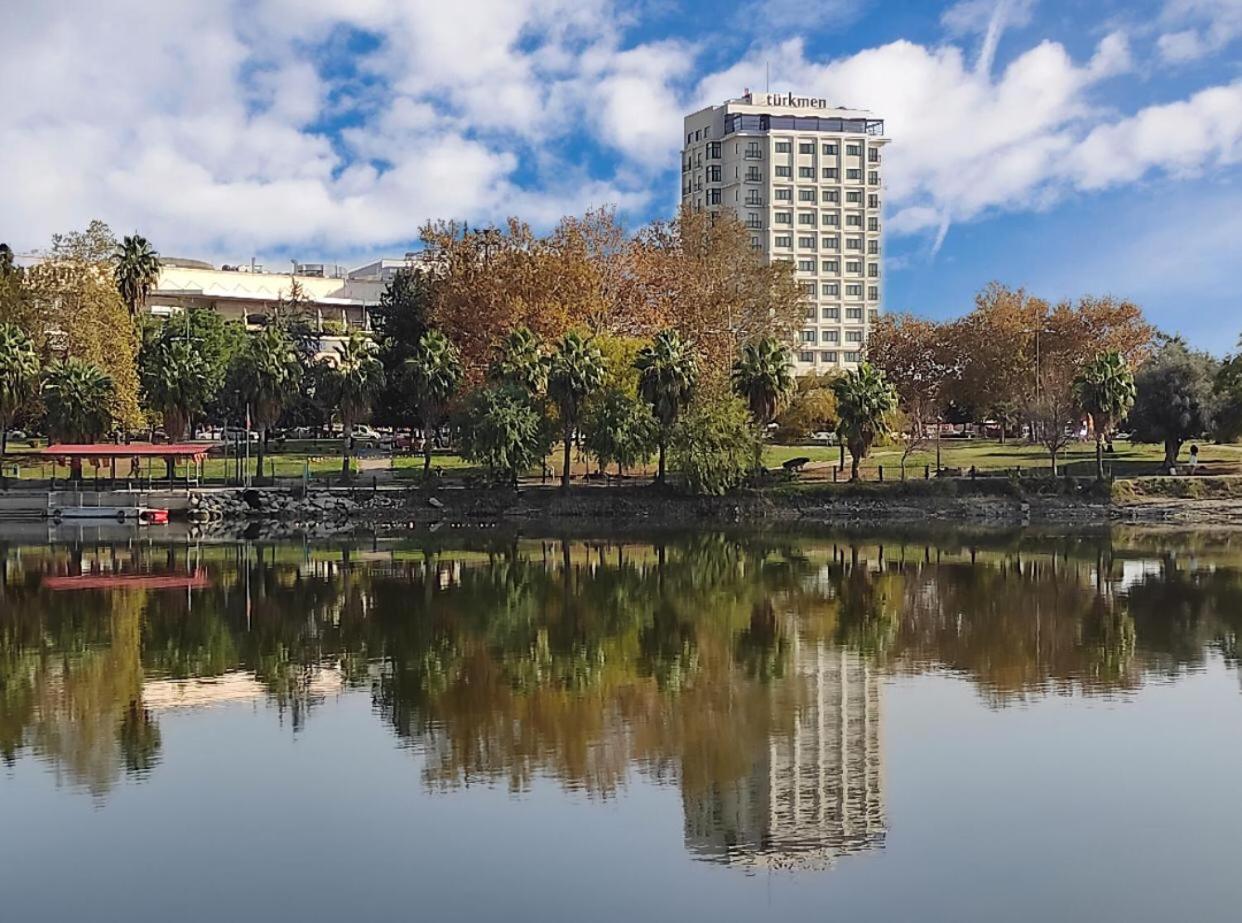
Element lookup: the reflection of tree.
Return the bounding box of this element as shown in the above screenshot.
[733,600,788,682]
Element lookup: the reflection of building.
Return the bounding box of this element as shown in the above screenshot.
[684,641,885,870]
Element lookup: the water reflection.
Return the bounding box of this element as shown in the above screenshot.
[3,529,1242,868]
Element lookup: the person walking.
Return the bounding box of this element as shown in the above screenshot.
[1189,444,1200,475]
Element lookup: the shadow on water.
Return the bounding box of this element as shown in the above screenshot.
[3,526,1242,869]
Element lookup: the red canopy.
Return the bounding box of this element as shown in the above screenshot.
[43,443,213,461]
[43,571,212,591]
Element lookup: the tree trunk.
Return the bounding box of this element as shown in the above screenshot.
[423,423,434,477]
[561,423,572,489]
[255,426,267,481]
[1164,440,1180,469]
[850,453,860,481]
[656,438,666,484]
[1,424,8,457]
[342,422,353,480]
[1095,434,1105,481]
[1049,446,1058,477]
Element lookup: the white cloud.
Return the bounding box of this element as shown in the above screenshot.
[1157,0,1242,63]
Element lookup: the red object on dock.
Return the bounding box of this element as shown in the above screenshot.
[141,508,170,525]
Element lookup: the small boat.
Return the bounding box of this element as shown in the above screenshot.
[49,505,169,524]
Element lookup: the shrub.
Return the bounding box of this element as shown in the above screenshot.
[670,393,761,495]
[456,384,552,486]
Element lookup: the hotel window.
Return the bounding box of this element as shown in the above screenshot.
[798,259,816,271]
[823,213,839,227]
[775,211,792,224]
[847,190,862,203]
[751,236,762,250]
[706,189,721,204]
[822,236,839,250]
[846,214,862,227]
[775,235,792,247]
[797,235,817,249]
[868,171,879,184]
[822,167,838,179]
[745,214,762,229]
[745,191,762,205]
[846,306,863,319]
[844,351,861,362]
[822,283,839,296]
[804,306,816,320]
[798,188,816,202]
[800,351,815,364]
[821,260,839,272]
[822,306,840,319]
[800,330,816,343]
[695,129,701,141]
[846,284,863,297]
[846,237,862,250]
[867,217,878,231]
[847,168,861,180]
[846,330,864,343]
[822,189,839,203]
[821,350,838,363]
[798,212,817,226]
[868,194,879,208]
[745,142,762,158]
[706,165,721,182]
[868,263,879,277]
[867,240,879,254]
[774,188,792,201]
[822,330,840,343]
[799,282,816,296]
[775,165,791,177]
[775,141,792,153]
[868,148,880,162]
[869,310,879,323]
[846,260,862,272]
[846,144,861,156]
[799,142,814,154]
[707,142,721,159]
[746,167,762,182]
[798,166,815,178]
[867,286,879,300]
[822,143,838,155]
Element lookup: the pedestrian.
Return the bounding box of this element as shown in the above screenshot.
[1189,444,1200,474]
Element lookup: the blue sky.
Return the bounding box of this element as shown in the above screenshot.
[2,0,1240,351]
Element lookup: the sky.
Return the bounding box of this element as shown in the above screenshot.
[2,0,1240,351]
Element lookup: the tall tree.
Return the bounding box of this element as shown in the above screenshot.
[1073,351,1137,479]
[581,389,656,478]
[731,336,795,453]
[457,384,551,489]
[113,234,161,318]
[489,326,549,396]
[1214,347,1242,444]
[635,330,698,484]
[405,329,462,476]
[371,268,432,428]
[0,323,40,457]
[232,327,302,480]
[139,336,210,441]
[1130,339,1219,469]
[547,331,605,488]
[832,362,897,480]
[43,359,116,478]
[328,330,385,479]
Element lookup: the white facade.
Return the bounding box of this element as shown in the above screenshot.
[682,92,889,374]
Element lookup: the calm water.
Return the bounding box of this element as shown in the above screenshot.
[3,527,1242,921]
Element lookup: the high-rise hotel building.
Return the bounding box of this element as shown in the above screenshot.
[681,92,889,373]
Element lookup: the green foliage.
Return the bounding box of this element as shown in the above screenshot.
[0,323,40,450]
[670,392,761,495]
[1214,352,1242,443]
[581,388,657,475]
[489,326,550,396]
[231,326,302,478]
[372,268,433,427]
[773,374,838,443]
[457,384,552,486]
[42,358,117,442]
[548,331,606,486]
[832,362,898,479]
[405,329,463,473]
[330,331,385,429]
[139,336,211,439]
[1129,338,1219,466]
[113,234,161,317]
[1074,351,1136,435]
[731,336,794,425]
[635,329,697,482]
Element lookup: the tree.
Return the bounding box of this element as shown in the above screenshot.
[1214,350,1242,444]
[1130,339,1219,469]
[1073,351,1136,479]
[0,323,40,457]
[139,337,210,471]
[867,314,956,477]
[457,384,552,488]
[489,326,549,396]
[43,359,116,478]
[731,336,795,428]
[832,362,897,480]
[405,329,462,476]
[773,375,838,443]
[547,331,605,488]
[581,389,656,477]
[371,268,432,428]
[328,331,385,479]
[635,330,697,484]
[232,327,302,480]
[669,393,762,495]
[113,234,161,318]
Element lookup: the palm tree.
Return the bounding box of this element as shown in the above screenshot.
[635,329,697,484]
[329,330,385,479]
[43,359,117,479]
[832,362,897,481]
[113,234,161,318]
[405,329,462,476]
[1074,350,1137,479]
[731,336,795,426]
[0,323,40,457]
[141,337,210,441]
[234,326,302,481]
[547,331,605,489]
[490,326,548,395]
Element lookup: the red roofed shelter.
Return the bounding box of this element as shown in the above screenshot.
[43,443,213,484]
